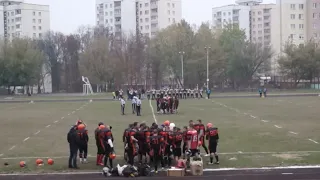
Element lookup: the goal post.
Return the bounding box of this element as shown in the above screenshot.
[82,76,93,95]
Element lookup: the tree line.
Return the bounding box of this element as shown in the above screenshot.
[0,20,318,93]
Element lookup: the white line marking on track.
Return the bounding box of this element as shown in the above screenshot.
[281,173,293,175]
[34,130,40,135]
[289,131,298,135]
[45,125,51,128]
[261,120,269,123]
[149,100,157,124]
[71,111,75,114]
[308,139,319,144]
[61,117,64,119]
[54,120,58,123]
[250,115,257,118]
[23,137,30,142]
[274,125,282,128]
[8,146,15,151]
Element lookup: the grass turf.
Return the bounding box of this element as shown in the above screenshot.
[0,96,320,173]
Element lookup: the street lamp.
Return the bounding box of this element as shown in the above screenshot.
[179,51,185,88]
[204,46,211,90]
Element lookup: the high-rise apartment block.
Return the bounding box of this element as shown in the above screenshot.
[0,0,50,40]
[96,0,182,38]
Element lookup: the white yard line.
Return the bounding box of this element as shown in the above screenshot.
[250,115,257,119]
[61,117,65,119]
[54,120,59,123]
[281,173,293,175]
[149,100,157,124]
[71,111,75,114]
[8,146,15,151]
[34,130,40,135]
[274,125,282,129]
[289,131,298,135]
[261,120,269,123]
[308,139,319,144]
[45,125,51,128]
[23,137,30,142]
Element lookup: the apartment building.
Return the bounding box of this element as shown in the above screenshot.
[0,0,50,40]
[96,0,136,37]
[96,0,181,38]
[212,4,251,39]
[307,0,320,40]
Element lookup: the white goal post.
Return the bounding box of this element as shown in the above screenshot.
[82,76,93,95]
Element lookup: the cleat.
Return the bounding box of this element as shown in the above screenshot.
[204,154,210,157]
[215,161,220,165]
[208,162,214,165]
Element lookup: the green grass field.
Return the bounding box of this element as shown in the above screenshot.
[0,96,320,173]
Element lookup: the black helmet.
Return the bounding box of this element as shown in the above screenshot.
[98,122,104,126]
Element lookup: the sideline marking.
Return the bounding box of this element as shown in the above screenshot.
[289,131,298,135]
[250,115,257,118]
[67,113,70,116]
[45,125,51,128]
[4,151,320,160]
[261,120,269,123]
[149,100,157,124]
[71,111,75,114]
[8,146,15,151]
[1,166,320,176]
[23,137,30,142]
[308,139,319,144]
[274,125,282,129]
[34,130,40,135]
[281,173,293,175]
[61,117,64,119]
[54,120,58,123]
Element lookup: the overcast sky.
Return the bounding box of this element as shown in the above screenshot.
[25,0,276,34]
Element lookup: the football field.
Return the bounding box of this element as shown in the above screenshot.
[0,96,320,173]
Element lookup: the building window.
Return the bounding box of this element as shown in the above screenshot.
[11,12,14,16]
[228,12,231,15]
[291,24,295,29]
[110,19,113,23]
[313,3,317,9]
[168,10,170,15]
[173,11,175,15]
[290,14,295,19]
[290,4,295,10]
[15,17,21,22]
[299,34,304,40]
[16,24,20,28]
[106,19,108,23]
[33,33,36,38]
[167,3,170,7]
[39,26,42,30]
[168,18,170,22]
[223,12,226,16]
[145,18,149,22]
[252,12,255,16]
[105,12,108,16]
[313,24,317,29]
[145,3,148,7]
[38,19,41,23]
[314,33,318,38]
[140,11,142,15]
[173,18,175,23]
[299,4,304,10]
[145,25,149,30]
[110,4,112,8]
[258,24,262,28]
[299,24,304,29]
[105,4,108,8]
[264,22,269,27]
[140,18,142,23]
[32,19,35,23]
[252,18,255,22]
[145,10,149,15]
[140,26,143,30]
[39,33,42,38]
[172,3,175,8]
[11,19,14,23]
[258,11,261,15]
[33,11,35,16]
[299,14,303,20]
[38,12,41,16]
[140,3,142,8]
[110,11,113,16]
[263,9,270,13]
[313,13,317,19]
[258,18,261,21]
[258,30,262,35]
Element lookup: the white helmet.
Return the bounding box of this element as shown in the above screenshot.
[169,123,175,130]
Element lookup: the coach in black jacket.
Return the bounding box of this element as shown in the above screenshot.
[67,125,79,169]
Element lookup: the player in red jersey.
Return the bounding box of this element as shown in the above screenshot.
[206,123,219,164]
[195,119,209,156]
[186,125,199,157]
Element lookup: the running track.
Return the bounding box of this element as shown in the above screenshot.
[1,168,320,180]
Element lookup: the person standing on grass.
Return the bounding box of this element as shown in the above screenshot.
[136,97,142,116]
[194,119,209,156]
[76,124,89,164]
[132,96,137,114]
[120,97,126,115]
[206,123,219,165]
[99,125,115,168]
[263,87,267,97]
[95,122,105,166]
[67,125,79,169]
[206,88,211,99]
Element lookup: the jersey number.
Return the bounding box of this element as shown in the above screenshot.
[210,130,217,136]
[192,136,198,142]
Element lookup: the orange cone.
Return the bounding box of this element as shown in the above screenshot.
[47,158,54,165]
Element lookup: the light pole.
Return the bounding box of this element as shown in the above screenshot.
[205,46,211,90]
[179,51,185,88]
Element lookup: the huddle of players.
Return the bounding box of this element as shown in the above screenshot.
[156,96,179,114]
[147,89,203,100]
[122,119,219,173]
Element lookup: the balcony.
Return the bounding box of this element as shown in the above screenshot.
[151,9,158,15]
[114,11,121,17]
